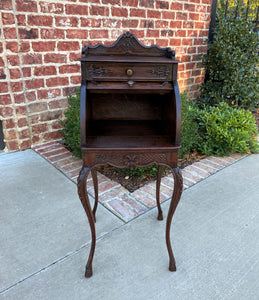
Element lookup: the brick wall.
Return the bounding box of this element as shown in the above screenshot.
[0,0,211,151]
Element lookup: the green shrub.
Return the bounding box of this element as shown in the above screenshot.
[59,88,81,158]
[179,93,200,158]
[196,102,258,156]
[198,0,259,109]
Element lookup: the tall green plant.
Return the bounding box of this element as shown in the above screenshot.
[199,0,259,109]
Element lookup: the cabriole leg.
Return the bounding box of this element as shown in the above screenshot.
[77,165,96,278]
[91,168,98,222]
[166,167,183,272]
[156,165,164,220]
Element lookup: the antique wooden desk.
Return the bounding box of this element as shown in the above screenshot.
[77,32,183,277]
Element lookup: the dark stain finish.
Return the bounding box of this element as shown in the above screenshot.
[77,32,183,277]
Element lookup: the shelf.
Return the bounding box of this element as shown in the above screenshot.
[85,120,178,149]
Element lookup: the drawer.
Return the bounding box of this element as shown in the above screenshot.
[86,62,173,82]
[87,81,173,93]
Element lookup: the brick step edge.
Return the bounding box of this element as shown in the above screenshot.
[32,141,247,223]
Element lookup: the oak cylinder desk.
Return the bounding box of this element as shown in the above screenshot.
[77,32,183,278]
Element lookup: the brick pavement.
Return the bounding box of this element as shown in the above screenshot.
[33,141,246,223]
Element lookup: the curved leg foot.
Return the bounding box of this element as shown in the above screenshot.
[156,165,164,220]
[78,165,96,278]
[166,167,183,272]
[91,168,98,223]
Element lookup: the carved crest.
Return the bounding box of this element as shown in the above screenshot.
[82,32,176,59]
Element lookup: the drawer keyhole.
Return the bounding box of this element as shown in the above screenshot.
[126,69,133,76]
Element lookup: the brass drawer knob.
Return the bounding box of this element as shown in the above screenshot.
[128,80,134,87]
[126,69,133,76]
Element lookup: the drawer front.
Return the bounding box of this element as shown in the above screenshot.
[86,62,173,82]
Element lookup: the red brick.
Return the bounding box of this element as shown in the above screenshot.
[89,30,108,39]
[42,131,62,141]
[147,10,161,18]
[20,140,31,149]
[6,42,18,53]
[0,68,5,79]
[28,15,53,26]
[7,55,19,66]
[18,28,38,39]
[187,46,197,54]
[169,38,182,46]
[39,110,62,122]
[80,0,100,3]
[130,8,146,18]
[122,0,138,5]
[6,129,17,140]
[37,88,61,100]
[62,86,76,96]
[146,30,160,38]
[156,1,169,9]
[40,2,63,13]
[57,41,79,51]
[176,12,187,20]
[175,30,186,37]
[103,19,121,28]
[198,46,207,53]
[81,17,101,28]
[69,52,81,62]
[28,102,47,113]
[59,64,80,74]
[17,15,26,26]
[41,29,64,39]
[18,129,30,140]
[186,63,196,70]
[184,3,196,11]
[0,43,2,54]
[20,42,30,52]
[48,98,68,109]
[22,67,31,77]
[34,66,57,76]
[67,29,88,39]
[130,30,145,38]
[196,5,207,13]
[9,68,21,79]
[22,54,42,65]
[199,30,209,37]
[0,58,4,67]
[17,118,28,128]
[25,78,44,90]
[90,5,109,16]
[161,11,175,19]
[155,20,169,28]
[14,93,25,104]
[161,30,174,37]
[26,91,36,102]
[56,17,79,27]
[4,28,17,39]
[4,119,16,129]
[46,77,69,87]
[66,4,88,15]
[0,0,12,10]
[122,19,139,28]
[11,81,23,92]
[16,0,37,12]
[0,94,12,105]
[1,13,15,25]
[189,13,200,20]
[182,38,193,46]
[32,124,48,134]
[16,105,27,116]
[111,7,128,17]
[155,38,169,46]
[170,21,183,29]
[32,136,40,144]
[44,53,67,64]
[32,41,56,52]
[71,75,81,84]
[6,141,19,151]
[170,2,183,10]
[0,106,13,117]
[139,0,154,8]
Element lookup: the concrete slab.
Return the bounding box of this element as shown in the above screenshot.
[0,150,123,293]
[1,153,259,299]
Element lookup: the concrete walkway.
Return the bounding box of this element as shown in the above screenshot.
[0,150,259,300]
